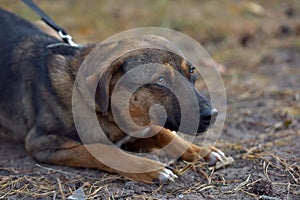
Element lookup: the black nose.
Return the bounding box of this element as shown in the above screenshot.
[200,108,218,126]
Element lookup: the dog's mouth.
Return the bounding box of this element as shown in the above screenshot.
[164,108,218,136]
[164,121,211,136]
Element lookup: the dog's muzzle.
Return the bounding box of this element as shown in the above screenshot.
[200,108,218,126]
[196,107,218,134]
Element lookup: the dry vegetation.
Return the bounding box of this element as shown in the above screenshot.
[1,0,300,199]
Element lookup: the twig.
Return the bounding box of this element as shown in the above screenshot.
[233,174,251,191]
[35,164,72,175]
[57,177,65,200]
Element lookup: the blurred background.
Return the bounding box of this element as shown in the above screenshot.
[3,0,299,105]
[2,0,300,90]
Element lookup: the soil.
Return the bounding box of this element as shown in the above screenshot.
[1,1,299,199]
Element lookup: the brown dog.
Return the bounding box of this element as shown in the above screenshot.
[0,8,227,184]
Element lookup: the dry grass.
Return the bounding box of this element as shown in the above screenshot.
[0,130,299,199]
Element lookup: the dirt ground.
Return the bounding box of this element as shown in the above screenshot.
[1,1,299,199]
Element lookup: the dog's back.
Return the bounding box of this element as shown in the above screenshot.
[0,8,61,141]
[0,8,60,51]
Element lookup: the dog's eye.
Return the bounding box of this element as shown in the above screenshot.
[189,67,195,76]
[156,76,167,86]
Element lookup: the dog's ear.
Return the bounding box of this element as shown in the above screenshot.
[47,43,80,55]
[47,43,96,56]
[86,59,123,115]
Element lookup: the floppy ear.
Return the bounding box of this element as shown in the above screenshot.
[47,43,96,56]
[86,59,124,115]
[47,43,80,55]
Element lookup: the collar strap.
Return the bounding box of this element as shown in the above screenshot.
[22,0,79,47]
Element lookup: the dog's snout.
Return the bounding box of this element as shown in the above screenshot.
[201,108,218,125]
[210,108,218,123]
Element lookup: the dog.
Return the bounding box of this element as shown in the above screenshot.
[0,8,228,184]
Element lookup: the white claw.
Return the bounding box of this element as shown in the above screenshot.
[208,149,234,169]
[159,168,178,183]
[214,151,222,160]
[208,151,221,165]
[216,149,226,158]
[208,149,228,165]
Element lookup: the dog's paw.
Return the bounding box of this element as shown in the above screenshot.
[205,147,234,169]
[125,164,178,184]
[181,144,234,168]
[206,146,227,165]
[156,167,178,184]
[144,166,178,184]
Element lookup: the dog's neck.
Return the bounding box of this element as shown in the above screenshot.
[47,44,96,108]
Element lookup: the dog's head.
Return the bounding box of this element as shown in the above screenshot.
[85,35,218,135]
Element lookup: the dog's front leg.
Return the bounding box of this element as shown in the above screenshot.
[124,128,227,165]
[25,127,177,184]
[158,129,228,164]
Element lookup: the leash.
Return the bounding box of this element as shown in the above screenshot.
[22,0,79,47]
